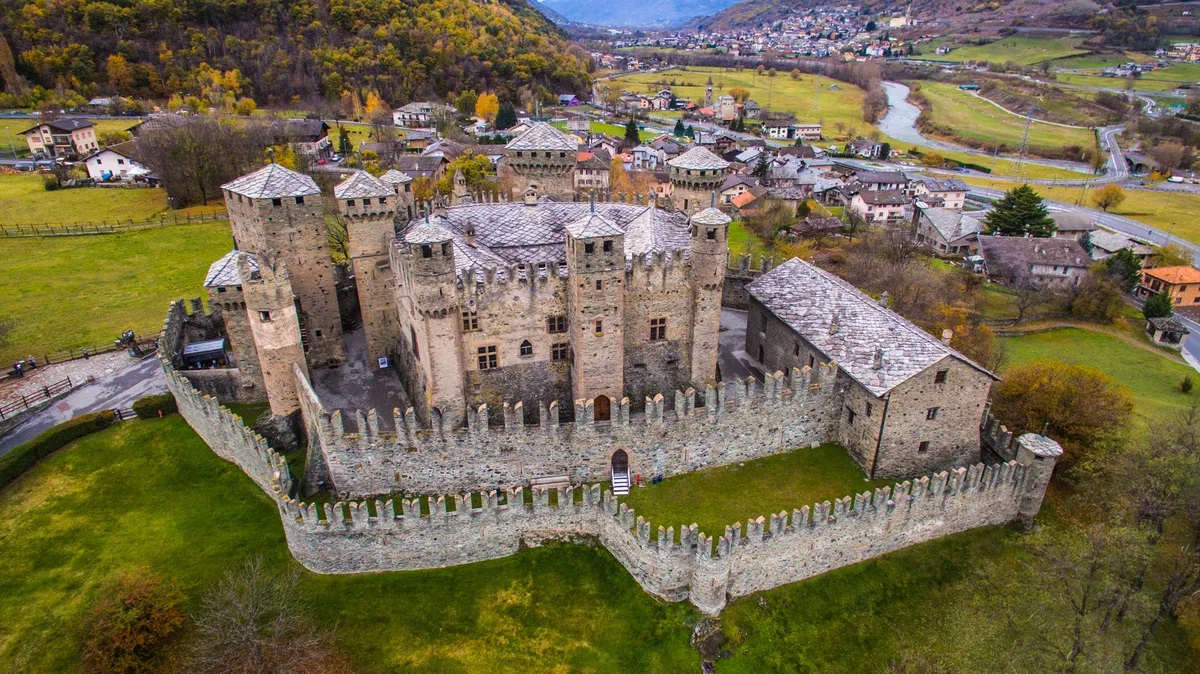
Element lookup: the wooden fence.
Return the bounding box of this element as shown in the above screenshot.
[0,376,76,420]
[1,338,158,385]
[0,211,227,238]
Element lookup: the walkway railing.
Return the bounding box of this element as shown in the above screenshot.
[0,377,76,420]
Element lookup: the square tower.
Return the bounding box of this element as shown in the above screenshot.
[335,170,401,369]
[565,207,626,415]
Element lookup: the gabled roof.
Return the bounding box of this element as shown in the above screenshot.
[221,163,320,199]
[566,211,624,238]
[856,190,909,206]
[747,258,995,396]
[977,235,1091,281]
[204,251,257,288]
[379,169,413,186]
[21,117,94,134]
[1142,266,1200,285]
[334,170,393,199]
[915,177,968,192]
[505,122,578,152]
[1049,211,1097,232]
[919,207,982,243]
[667,146,730,170]
[855,170,907,184]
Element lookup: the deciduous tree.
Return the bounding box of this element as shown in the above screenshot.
[1148,244,1192,269]
[83,570,186,673]
[1091,183,1127,212]
[475,92,500,122]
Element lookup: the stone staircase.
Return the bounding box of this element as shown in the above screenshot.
[611,468,630,495]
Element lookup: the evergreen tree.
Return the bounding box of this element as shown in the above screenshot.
[1103,248,1142,293]
[624,119,640,144]
[878,143,891,161]
[673,119,685,137]
[685,125,695,140]
[1143,290,1174,319]
[495,102,517,130]
[982,184,1057,237]
[337,126,352,156]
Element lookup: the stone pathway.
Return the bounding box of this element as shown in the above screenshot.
[0,351,133,401]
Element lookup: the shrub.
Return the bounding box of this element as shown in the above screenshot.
[42,175,60,191]
[83,570,187,674]
[132,393,177,419]
[0,410,116,489]
[1183,375,1194,394]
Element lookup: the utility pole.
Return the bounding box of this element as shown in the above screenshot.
[1013,103,1036,181]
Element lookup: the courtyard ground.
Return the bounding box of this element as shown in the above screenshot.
[0,221,233,365]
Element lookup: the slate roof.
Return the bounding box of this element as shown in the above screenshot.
[204,251,257,288]
[1149,316,1190,334]
[692,207,732,226]
[667,146,730,170]
[379,169,413,186]
[916,177,968,192]
[976,235,1091,281]
[747,258,995,396]
[857,190,909,206]
[855,170,907,185]
[566,211,624,238]
[404,217,455,244]
[505,122,578,151]
[1088,229,1153,257]
[21,117,93,134]
[334,170,393,199]
[920,207,982,243]
[221,163,321,199]
[392,155,445,179]
[1050,211,1097,232]
[396,202,691,280]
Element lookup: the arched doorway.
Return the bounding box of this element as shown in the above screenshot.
[594,395,611,422]
[610,449,629,495]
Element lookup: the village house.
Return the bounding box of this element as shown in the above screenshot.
[793,123,823,142]
[1137,266,1200,306]
[976,235,1091,287]
[1087,229,1154,262]
[849,190,909,223]
[853,170,909,192]
[745,257,997,478]
[84,142,152,182]
[1049,211,1097,242]
[392,102,457,128]
[911,206,982,255]
[574,152,611,191]
[912,177,968,210]
[1146,316,1190,351]
[20,118,98,158]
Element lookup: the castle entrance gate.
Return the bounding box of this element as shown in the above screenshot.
[610,448,630,494]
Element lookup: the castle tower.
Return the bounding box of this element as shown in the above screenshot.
[450,169,470,206]
[203,251,263,393]
[705,75,714,108]
[501,122,579,200]
[400,216,466,425]
[335,171,400,369]
[238,254,310,416]
[221,163,346,368]
[666,146,731,215]
[380,169,416,220]
[565,205,625,417]
[687,202,731,386]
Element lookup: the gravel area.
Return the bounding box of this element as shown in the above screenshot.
[0,351,136,401]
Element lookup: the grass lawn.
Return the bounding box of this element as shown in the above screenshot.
[619,444,888,538]
[912,36,1089,66]
[884,135,1093,181]
[914,81,1097,155]
[964,178,1200,245]
[0,222,233,365]
[728,220,772,263]
[999,327,1199,423]
[0,417,699,671]
[552,120,657,143]
[614,67,866,134]
[1051,52,1157,69]
[0,118,136,157]
[0,174,170,227]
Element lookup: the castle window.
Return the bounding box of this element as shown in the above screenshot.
[272,198,282,206]
[603,240,613,252]
[347,199,355,207]
[516,151,523,157]
[217,287,226,293]
[866,402,873,417]
[477,345,497,370]
[559,152,566,158]
[461,310,479,332]
[595,320,603,335]
[552,342,570,361]
[918,441,930,453]
[650,317,667,341]
[595,280,603,291]
[547,315,567,334]
[584,242,595,254]
[441,242,452,256]
[258,310,271,322]
[934,370,948,383]
[759,313,768,333]
[314,329,322,338]
[420,245,432,258]
[846,408,856,425]
[295,196,305,205]
[926,407,939,421]
[411,326,419,358]
[519,340,533,357]
[808,355,815,368]
[707,228,716,240]
[793,343,799,356]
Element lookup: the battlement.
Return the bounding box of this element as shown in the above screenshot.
[980,405,1017,462]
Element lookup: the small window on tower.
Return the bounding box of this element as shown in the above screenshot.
[420,245,432,259]
[271,198,282,207]
[793,343,799,356]
[707,228,716,240]
[595,280,603,290]
[258,310,271,322]
[603,240,613,252]
[347,199,355,207]
[547,315,567,334]
[918,441,930,453]
[519,340,533,357]
[935,370,948,383]
[584,242,595,254]
[595,320,603,335]
[926,407,940,421]
[477,345,497,370]
[441,242,452,256]
[295,196,304,205]
[461,310,479,332]
[650,317,666,341]
[551,342,570,361]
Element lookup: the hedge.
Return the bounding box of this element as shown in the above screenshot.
[0,410,117,490]
[132,393,178,419]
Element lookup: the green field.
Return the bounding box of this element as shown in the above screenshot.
[620,443,887,538]
[1051,52,1157,69]
[0,222,233,364]
[1056,63,1200,93]
[0,174,168,227]
[0,118,137,157]
[914,82,1097,155]
[552,120,657,143]
[613,67,867,135]
[999,327,1199,422]
[913,35,1089,66]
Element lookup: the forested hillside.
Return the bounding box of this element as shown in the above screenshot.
[0,0,592,107]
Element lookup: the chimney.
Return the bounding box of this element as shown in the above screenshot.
[941,329,953,346]
[465,219,476,247]
[878,291,890,308]
[523,186,538,206]
[872,347,885,370]
[829,312,840,335]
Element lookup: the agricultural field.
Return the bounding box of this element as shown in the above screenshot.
[964,177,1200,246]
[0,222,233,365]
[912,35,1089,66]
[613,67,867,136]
[327,121,394,151]
[1056,63,1200,93]
[0,174,223,228]
[913,82,1098,155]
[553,120,657,143]
[1051,52,1157,69]
[883,136,1094,180]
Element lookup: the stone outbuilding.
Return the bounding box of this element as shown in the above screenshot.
[1146,316,1190,351]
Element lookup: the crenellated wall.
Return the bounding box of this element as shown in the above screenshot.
[162,333,1060,616]
[294,360,845,497]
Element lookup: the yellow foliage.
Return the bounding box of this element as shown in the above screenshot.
[475,92,500,122]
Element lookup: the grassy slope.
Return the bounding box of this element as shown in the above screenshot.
[912,35,1088,66]
[964,178,1200,246]
[915,82,1097,153]
[0,418,699,672]
[619,444,888,538]
[0,222,233,364]
[1056,63,1200,93]
[999,327,1199,423]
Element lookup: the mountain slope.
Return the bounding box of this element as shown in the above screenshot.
[541,0,741,28]
[0,0,591,105]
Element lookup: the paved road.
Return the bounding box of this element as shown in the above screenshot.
[0,356,166,456]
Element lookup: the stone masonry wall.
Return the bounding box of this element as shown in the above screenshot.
[296,361,844,497]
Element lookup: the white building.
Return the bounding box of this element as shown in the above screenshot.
[84,144,151,182]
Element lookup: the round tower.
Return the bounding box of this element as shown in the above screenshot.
[667,146,730,214]
[688,201,732,386]
[239,253,310,417]
[503,122,579,199]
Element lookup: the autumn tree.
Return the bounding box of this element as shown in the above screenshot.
[436,153,494,195]
[83,570,187,673]
[105,54,133,94]
[364,90,390,126]
[610,156,632,193]
[990,359,1133,461]
[233,97,257,116]
[1148,244,1192,269]
[475,92,500,123]
[1091,183,1127,212]
[1068,268,1125,322]
[729,87,751,103]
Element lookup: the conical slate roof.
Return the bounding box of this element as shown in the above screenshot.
[404,215,454,244]
[221,163,320,199]
[667,146,730,171]
[691,207,732,226]
[505,122,579,152]
[334,170,393,199]
[566,211,623,239]
[204,250,258,288]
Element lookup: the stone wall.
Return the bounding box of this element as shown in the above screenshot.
[295,361,844,497]
[161,300,263,403]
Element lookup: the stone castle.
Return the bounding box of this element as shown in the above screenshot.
[159,120,1063,613]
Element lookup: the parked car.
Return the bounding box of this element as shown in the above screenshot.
[13,161,33,171]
